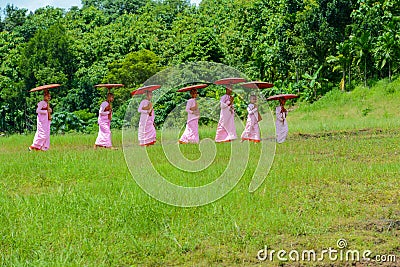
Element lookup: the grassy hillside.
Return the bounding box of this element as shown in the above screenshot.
[289,77,400,133]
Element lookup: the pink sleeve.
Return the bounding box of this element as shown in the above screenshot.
[99,102,110,116]
[220,95,230,109]
[186,99,195,113]
[276,107,285,122]
[138,100,150,114]
[247,104,257,115]
[36,101,47,115]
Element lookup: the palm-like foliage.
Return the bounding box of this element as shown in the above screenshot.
[350,32,373,87]
[373,22,399,82]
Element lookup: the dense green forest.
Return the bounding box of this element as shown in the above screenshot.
[0,0,399,134]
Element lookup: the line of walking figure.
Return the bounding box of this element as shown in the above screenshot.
[28,79,296,151]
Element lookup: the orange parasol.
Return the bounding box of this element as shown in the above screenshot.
[177,84,209,92]
[214,77,247,86]
[241,81,274,89]
[267,94,298,101]
[131,85,161,96]
[29,84,61,93]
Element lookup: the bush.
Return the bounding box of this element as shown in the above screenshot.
[51,111,85,134]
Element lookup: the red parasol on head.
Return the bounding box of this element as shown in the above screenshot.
[214,77,247,87]
[29,84,61,121]
[95,84,124,121]
[241,81,274,89]
[177,83,209,92]
[94,84,124,93]
[267,94,298,101]
[29,84,61,93]
[131,85,161,96]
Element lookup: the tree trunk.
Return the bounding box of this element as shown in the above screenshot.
[342,67,346,91]
[364,57,367,87]
[348,66,351,89]
[260,62,265,81]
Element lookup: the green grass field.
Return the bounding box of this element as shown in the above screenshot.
[0,79,399,266]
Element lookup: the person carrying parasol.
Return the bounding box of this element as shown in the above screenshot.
[240,81,274,143]
[214,78,246,143]
[94,84,123,149]
[276,98,288,143]
[177,84,207,144]
[29,84,60,151]
[241,95,261,143]
[131,85,160,147]
[267,94,298,143]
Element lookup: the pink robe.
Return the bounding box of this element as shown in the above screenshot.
[30,100,51,151]
[95,101,112,147]
[179,98,199,144]
[276,106,288,143]
[215,94,237,142]
[241,103,260,142]
[138,99,156,146]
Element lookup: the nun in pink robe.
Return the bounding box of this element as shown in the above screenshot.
[215,87,237,143]
[179,89,200,144]
[241,95,261,143]
[29,93,52,151]
[276,98,288,143]
[138,91,156,146]
[94,93,114,148]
